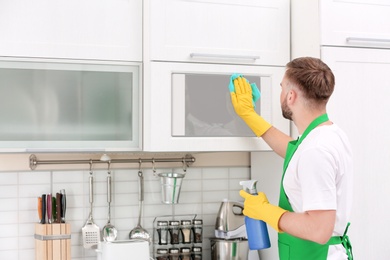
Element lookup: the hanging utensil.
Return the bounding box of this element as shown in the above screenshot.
[82,160,101,249]
[129,160,151,243]
[102,160,118,242]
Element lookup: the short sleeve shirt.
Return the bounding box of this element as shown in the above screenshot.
[283,124,353,259]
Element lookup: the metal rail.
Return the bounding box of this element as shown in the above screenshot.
[29,154,195,170]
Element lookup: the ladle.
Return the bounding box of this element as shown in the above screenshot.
[129,160,151,243]
[101,157,118,242]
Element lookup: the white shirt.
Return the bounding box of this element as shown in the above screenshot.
[283,124,353,260]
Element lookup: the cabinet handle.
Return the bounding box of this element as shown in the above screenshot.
[190,53,260,60]
[346,37,390,44]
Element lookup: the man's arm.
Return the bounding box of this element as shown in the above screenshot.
[279,210,336,244]
[240,191,336,244]
[261,127,292,158]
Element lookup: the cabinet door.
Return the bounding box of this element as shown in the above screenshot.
[321,47,390,260]
[0,0,142,61]
[0,58,141,152]
[320,0,390,48]
[148,0,290,66]
[143,61,289,152]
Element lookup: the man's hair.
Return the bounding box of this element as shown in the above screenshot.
[285,57,335,105]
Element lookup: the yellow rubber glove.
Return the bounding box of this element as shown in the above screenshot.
[240,190,287,232]
[230,76,272,136]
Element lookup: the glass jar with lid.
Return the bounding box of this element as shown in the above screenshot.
[180,220,192,244]
[169,248,180,260]
[191,246,202,260]
[169,220,180,245]
[156,248,169,260]
[192,219,203,243]
[180,247,191,260]
[157,220,169,245]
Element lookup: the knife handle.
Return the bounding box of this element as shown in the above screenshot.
[52,196,57,223]
[60,189,66,223]
[56,193,62,223]
[47,193,52,224]
[41,194,46,224]
[37,197,42,223]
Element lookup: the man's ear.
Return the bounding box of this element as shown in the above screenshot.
[287,89,297,104]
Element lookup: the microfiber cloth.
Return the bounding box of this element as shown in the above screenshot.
[229,73,260,107]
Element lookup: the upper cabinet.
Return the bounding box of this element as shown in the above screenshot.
[0,58,142,153]
[146,0,290,66]
[320,0,390,49]
[143,62,289,152]
[0,0,142,61]
[0,0,290,152]
[143,0,291,152]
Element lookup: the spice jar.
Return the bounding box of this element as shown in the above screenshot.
[169,220,180,245]
[180,247,191,260]
[191,247,202,260]
[192,219,203,243]
[169,248,180,260]
[156,248,169,260]
[157,221,169,245]
[180,220,192,244]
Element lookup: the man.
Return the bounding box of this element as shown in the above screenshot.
[230,57,353,259]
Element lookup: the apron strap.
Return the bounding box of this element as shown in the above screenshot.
[327,223,353,260]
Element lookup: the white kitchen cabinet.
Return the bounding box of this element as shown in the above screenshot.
[143,61,289,152]
[321,46,390,259]
[320,0,390,48]
[146,0,290,66]
[0,0,142,61]
[0,57,142,152]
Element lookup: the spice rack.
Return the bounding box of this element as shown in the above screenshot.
[153,215,203,260]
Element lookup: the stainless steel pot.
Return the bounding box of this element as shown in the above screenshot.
[210,237,249,260]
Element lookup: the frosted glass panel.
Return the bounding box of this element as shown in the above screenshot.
[0,60,138,143]
[172,73,261,137]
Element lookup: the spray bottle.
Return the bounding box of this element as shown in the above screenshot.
[240,180,271,250]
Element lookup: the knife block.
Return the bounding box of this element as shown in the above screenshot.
[35,223,71,260]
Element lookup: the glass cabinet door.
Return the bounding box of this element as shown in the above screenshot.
[172,73,262,137]
[0,58,141,151]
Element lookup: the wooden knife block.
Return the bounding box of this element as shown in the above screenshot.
[35,223,71,260]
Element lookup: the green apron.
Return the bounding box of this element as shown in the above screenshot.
[278,114,353,260]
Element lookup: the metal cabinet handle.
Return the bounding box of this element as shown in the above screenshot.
[190,53,260,60]
[346,37,390,44]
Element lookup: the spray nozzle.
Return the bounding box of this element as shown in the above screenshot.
[240,180,258,195]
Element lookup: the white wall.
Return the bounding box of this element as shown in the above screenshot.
[250,152,284,260]
[0,153,251,260]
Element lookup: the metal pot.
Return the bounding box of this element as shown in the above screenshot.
[210,237,249,260]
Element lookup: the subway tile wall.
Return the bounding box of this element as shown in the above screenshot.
[0,166,249,260]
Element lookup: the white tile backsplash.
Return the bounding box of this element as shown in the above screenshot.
[0,166,249,260]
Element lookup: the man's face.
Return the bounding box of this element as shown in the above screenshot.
[280,76,293,120]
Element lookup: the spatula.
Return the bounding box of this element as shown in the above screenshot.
[82,166,100,249]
